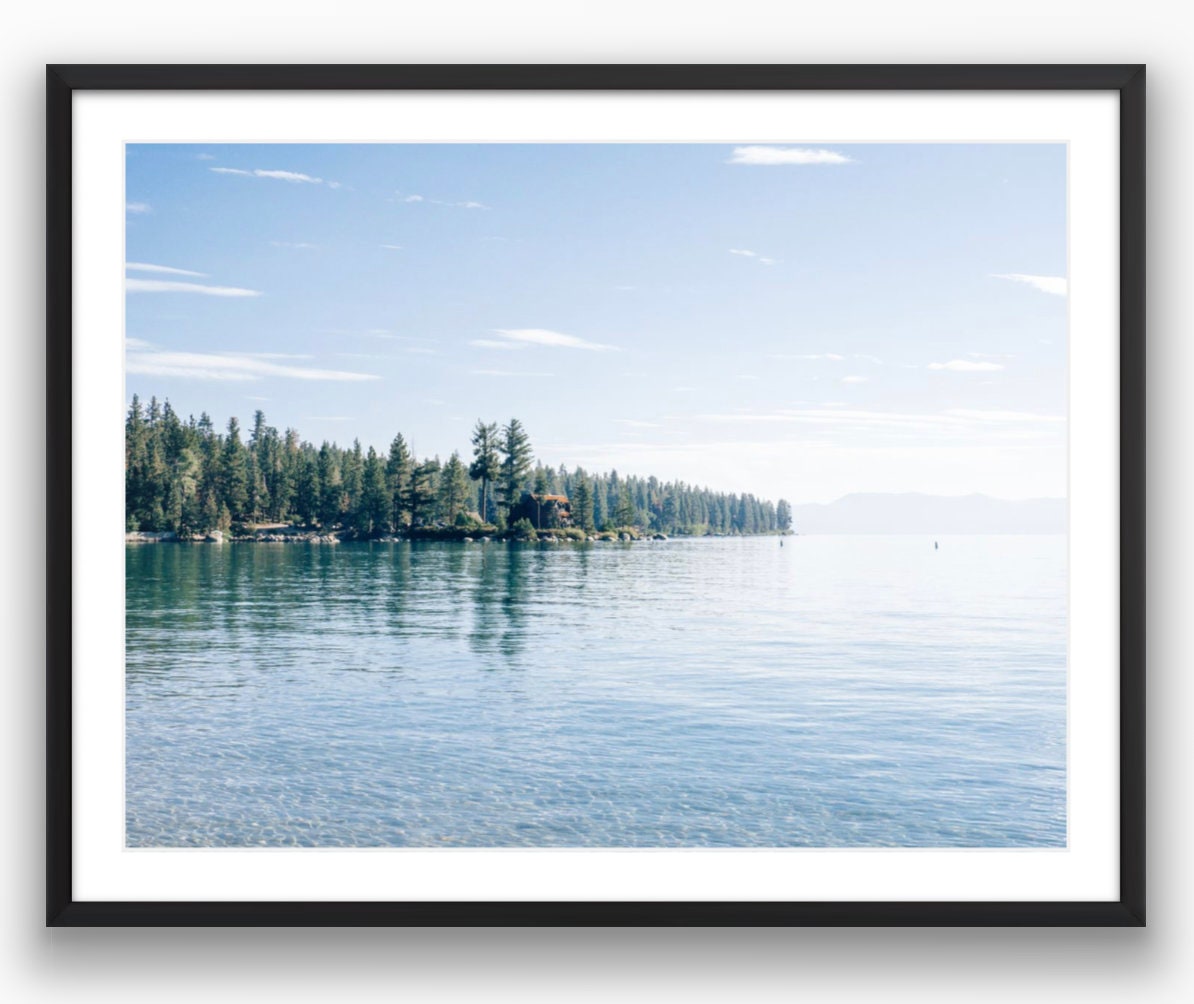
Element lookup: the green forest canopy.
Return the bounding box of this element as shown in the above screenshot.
[125,396,793,538]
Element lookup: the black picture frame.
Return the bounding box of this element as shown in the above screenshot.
[46,63,1146,927]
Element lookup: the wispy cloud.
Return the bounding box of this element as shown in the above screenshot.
[211,167,339,187]
[489,328,617,352]
[196,153,216,161]
[125,202,151,214]
[841,375,869,384]
[728,146,854,166]
[469,369,553,377]
[928,359,1005,372]
[257,170,320,184]
[379,244,403,250]
[772,352,845,362]
[729,248,778,265]
[125,348,378,382]
[270,241,319,249]
[469,338,525,350]
[126,261,207,277]
[126,278,262,297]
[991,273,1067,297]
[398,192,487,209]
[614,419,661,429]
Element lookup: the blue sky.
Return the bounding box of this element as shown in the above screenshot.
[126,142,1066,504]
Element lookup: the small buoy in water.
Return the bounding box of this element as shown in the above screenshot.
[934,541,938,550]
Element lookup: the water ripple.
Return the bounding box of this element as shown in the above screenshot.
[126,536,1067,847]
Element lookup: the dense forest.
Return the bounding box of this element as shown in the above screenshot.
[125,396,793,539]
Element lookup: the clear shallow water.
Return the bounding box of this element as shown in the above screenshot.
[125,536,1067,847]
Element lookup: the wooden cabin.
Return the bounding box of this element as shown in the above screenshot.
[512,492,572,530]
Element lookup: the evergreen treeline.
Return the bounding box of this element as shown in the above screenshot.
[125,396,793,538]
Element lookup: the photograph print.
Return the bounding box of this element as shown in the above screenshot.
[124,141,1067,850]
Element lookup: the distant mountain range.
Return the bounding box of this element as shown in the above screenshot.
[791,493,1066,535]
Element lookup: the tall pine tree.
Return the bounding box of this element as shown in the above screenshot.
[572,475,595,533]
[221,417,251,523]
[776,498,793,532]
[498,418,534,521]
[407,458,441,527]
[438,451,472,523]
[468,420,500,523]
[386,433,413,531]
[357,447,390,536]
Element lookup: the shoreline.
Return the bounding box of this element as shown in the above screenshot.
[125,528,791,545]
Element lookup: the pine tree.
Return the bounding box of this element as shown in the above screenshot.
[169,446,201,535]
[615,486,637,529]
[776,498,793,532]
[408,458,441,527]
[221,417,251,523]
[341,439,364,522]
[200,492,220,534]
[317,442,341,526]
[661,490,678,533]
[572,475,595,533]
[593,474,608,530]
[468,420,500,524]
[125,395,148,529]
[605,470,621,529]
[272,428,300,521]
[294,453,321,525]
[385,433,413,530]
[357,447,390,536]
[438,451,472,523]
[498,418,534,519]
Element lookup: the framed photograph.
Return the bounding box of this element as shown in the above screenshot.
[47,64,1144,926]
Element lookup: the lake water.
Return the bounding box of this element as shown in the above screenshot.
[125,536,1067,848]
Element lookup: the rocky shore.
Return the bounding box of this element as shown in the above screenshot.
[125,528,674,545]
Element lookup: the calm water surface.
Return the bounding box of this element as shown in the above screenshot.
[126,536,1066,847]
